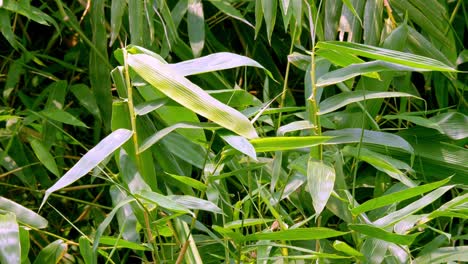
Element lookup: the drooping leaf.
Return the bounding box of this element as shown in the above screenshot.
[0,197,48,229]
[168,195,222,214]
[250,136,333,152]
[187,0,205,57]
[245,228,347,241]
[307,159,335,216]
[170,52,271,78]
[413,246,468,264]
[208,0,254,28]
[30,139,60,177]
[40,109,88,128]
[352,177,451,215]
[32,239,67,264]
[318,91,420,115]
[348,224,420,245]
[0,213,20,264]
[127,53,258,139]
[324,129,414,153]
[41,129,133,209]
[219,130,257,160]
[316,41,457,72]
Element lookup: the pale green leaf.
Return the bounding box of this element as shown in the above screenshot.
[99,236,150,251]
[219,130,257,160]
[32,239,67,264]
[208,0,253,28]
[324,129,414,153]
[168,195,222,214]
[352,177,451,215]
[414,246,468,264]
[166,173,207,192]
[316,41,457,72]
[0,213,20,264]
[349,224,420,245]
[127,53,258,139]
[333,240,363,257]
[316,61,430,87]
[41,129,133,209]
[373,185,454,227]
[307,159,335,216]
[224,219,274,229]
[187,0,205,57]
[245,228,347,241]
[0,197,48,228]
[40,109,88,128]
[250,136,333,152]
[170,52,270,77]
[139,122,219,153]
[137,190,192,215]
[319,91,420,115]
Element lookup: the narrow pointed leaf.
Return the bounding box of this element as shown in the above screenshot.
[307,159,335,216]
[319,91,420,115]
[166,173,207,192]
[30,139,60,177]
[219,130,257,160]
[137,190,192,215]
[414,246,468,264]
[262,0,277,43]
[187,0,205,57]
[250,136,333,152]
[170,52,270,77]
[0,197,48,228]
[245,227,347,241]
[324,129,414,153]
[374,185,454,227]
[40,109,88,128]
[349,224,420,245]
[352,178,451,215]
[208,0,254,28]
[0,213,20,264]
[316,61,430,87]
[139,122,219,153]
[41,129,133,209]
[316,41,457,72]
[32,240,67,264]
[168,195,222,214]
[127,53,258,139]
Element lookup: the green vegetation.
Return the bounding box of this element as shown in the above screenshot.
[0,0,467,263]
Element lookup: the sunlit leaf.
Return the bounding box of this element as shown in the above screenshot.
[245,228,347,241]
[127,53,258,139]
[349,224,420,245]
[316,41,457,72]
[0,213,20,264]
[414,246,468,264]
[0,197,48,228]
[250,136,333,152]
[41,129,133,209]
[307,159,335,216]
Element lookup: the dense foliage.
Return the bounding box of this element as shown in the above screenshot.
[0,0,467,263]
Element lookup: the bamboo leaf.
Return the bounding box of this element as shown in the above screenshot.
[319,91,420,115]
[40,129,133,209]
[168,195,222,214]
[245,227,347,241]
[324,129,414,153]
[109,0,126,46]
[127,53,258,139]
[187,0,205,57]
[414,246,468,264]
[250,136,333,152]
[139,122,219,153]
[32,239,67,264]
[208,0,253,28]
[0,197,48,228]
[170,52,271,77]
[0,213,20,264]
[316,41,457,72]
[373,185,454,227]
[262,0,277,43]
[307,159,335,216]
[30,139,60,177]
[348,224,420,245]
[352,178,451,215]
[219,130,257,160]
[40,109,88,128]
[166,173,207,192]
[316,61,430,87]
